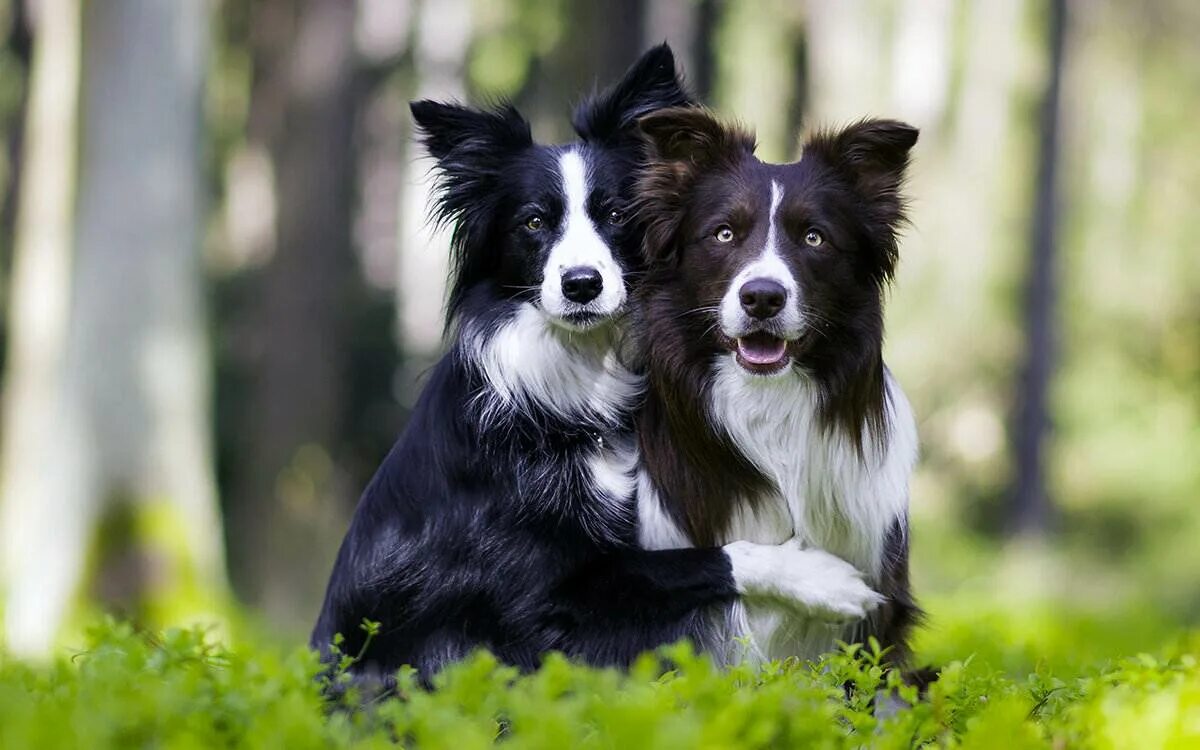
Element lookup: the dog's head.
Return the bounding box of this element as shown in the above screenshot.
[411,44,691,332]
[635,108,917,379]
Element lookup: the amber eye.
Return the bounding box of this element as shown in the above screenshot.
[804,229,824,247]
[607,208,625,225]
[714,225,735,243]
[525,216,544,231]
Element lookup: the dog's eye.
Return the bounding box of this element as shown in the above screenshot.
[525,216,544,231]
[714,225,735,243]
[607,208,625,225]
[804,229,824,247]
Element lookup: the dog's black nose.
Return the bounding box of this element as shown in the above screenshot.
[739,278,787,320]
[561,266,603,304]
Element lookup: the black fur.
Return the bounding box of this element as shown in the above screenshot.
[311,46,740,684]
[632,107,923,666]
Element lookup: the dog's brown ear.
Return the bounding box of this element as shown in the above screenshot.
[637,107,755,166]
[825,119,917,172]
[635,108,755,264]
[805,119,916,208]
[805,119,917,281]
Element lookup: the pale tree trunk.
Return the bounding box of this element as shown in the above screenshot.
[395,0,472,401]
[227,0,360,627]
[0,0,83,657]
[2,0,224,657]
[804,0,888,125]
[804,0,952,137]
[889,0,953,139]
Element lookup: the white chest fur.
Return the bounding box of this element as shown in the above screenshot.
[638,355,918,663]
[707,357,916,576]
[466,305,644,542]
[465,303,642,428]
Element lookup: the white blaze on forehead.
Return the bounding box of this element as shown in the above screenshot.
[765,180,784,254]
[539,148,626,322]
[719,179,803,337]
[560,150,590,227]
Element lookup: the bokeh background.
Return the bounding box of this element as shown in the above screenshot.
[0,0,1197,669]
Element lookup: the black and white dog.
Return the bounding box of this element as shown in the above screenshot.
[632,107,922,667]
[311,47,881,683]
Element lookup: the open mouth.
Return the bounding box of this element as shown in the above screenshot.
[734,331,790,374]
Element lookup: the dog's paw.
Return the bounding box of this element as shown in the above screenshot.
[724,540,884,623]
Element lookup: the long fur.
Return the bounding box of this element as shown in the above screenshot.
[632,107,924,666]
[311,47,750,684]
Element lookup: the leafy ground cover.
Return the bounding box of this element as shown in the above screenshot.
[2,613,1197,749]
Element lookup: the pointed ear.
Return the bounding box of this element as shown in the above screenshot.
[408,99,532,229]
[634,107,755,265]
[409,100,532,162]
[409,100,533,319]
[805,118,917,205]
[572,43,694,144]
[637,106,755,165]
[804,119,918,281]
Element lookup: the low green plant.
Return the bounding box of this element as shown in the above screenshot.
[2,618,1198,748]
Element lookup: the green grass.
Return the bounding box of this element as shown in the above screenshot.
[2,617,1198,749]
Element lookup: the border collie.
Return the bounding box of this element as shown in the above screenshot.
[632,107,922,667]
[311,47,881,684]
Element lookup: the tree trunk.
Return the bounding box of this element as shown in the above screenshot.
[2,0,225,656]
[226,0,359,627]
[889,0,953,138]
[1011,0,1069,535]
[804,0,887,126]
[1,0,33,260]
[0,0,83,657]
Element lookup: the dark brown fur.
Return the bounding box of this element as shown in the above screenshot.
[631,107,923,665]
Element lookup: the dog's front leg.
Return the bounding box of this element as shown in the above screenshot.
[723,539,884,623]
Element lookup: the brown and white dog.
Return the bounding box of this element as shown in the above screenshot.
[631,107,922,667]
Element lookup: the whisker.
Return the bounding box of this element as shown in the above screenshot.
[700,320,723,339]
[669,304,721,320]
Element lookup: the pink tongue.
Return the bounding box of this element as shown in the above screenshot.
[737,335,787,365]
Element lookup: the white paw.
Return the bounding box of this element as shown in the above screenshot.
[724,540,884,623]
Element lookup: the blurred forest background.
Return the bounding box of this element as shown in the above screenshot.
[0,0,1197,663]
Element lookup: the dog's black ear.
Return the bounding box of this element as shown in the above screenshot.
[635,107,755,264]
[573,43,694,144]
[409,100,532,162]
[408,99,532,230]
[805,119,918,281]
[409,100,532,324]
